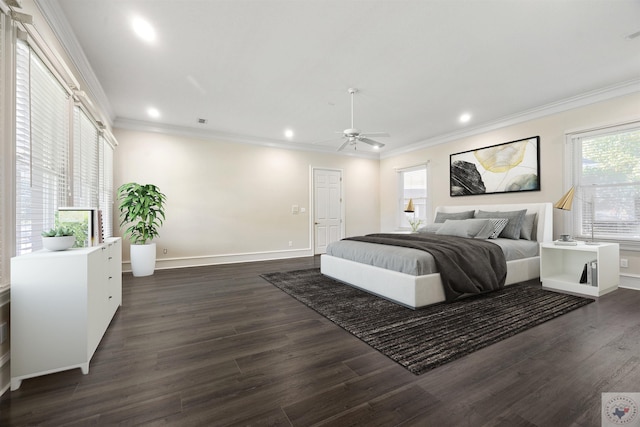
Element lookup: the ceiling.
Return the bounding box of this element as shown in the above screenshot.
[43,0,640,156]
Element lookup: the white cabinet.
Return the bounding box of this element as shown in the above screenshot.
[540,242,619,297]
[10,238,122,390]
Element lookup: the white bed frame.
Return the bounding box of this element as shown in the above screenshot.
[321,202,553,308]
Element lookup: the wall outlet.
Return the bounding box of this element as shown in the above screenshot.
[288,241,293,247]
[163,248,168,255]
[620,258,628,268]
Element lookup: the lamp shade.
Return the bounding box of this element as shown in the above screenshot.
[404,198,415,213]
[554,187,575,211]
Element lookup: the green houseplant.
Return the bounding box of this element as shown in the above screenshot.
[41,225,75,251]
[117,183,167,276]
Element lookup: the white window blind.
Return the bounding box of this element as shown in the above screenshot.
[99,135,114,238]
[0,10,6,286]
[15,40,70,255]
[398,165,428,228]
[72,106,99,207]
[571,124,640,242]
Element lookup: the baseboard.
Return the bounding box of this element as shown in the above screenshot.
[122,248,315,272]
[620,274,640,291]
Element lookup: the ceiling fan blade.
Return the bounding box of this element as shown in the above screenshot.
[358,137,385,148]
[359,132,390,138]
[337,139,350,151]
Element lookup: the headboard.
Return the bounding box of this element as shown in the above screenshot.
[434,202,553,243]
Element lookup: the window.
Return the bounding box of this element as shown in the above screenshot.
[568,122,640,244]
[72,106,99,208]
[99,135,114,238]
[398,164,428,229]
[0,9,7,287]
[15,40,71,255]
[7,13,117,265]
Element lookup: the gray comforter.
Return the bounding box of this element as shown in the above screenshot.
[345,233,507,302]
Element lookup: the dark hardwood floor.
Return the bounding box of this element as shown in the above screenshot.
[1,256,639,426]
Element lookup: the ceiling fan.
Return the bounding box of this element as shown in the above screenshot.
[332,88,389,151]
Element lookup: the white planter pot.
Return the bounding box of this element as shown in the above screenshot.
[42,236,75,251]
[130,243,157,277]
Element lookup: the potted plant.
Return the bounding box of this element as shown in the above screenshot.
[117,182,167,277]
[42,225,76,251]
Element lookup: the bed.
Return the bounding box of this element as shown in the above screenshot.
[320,202,553,308]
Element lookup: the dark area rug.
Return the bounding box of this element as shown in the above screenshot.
[260,268,594,375]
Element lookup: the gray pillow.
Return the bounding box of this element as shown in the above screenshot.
[435,219,493,238]
[485,218,509,239]
[434,210,475,223]
[417,223,442,233]
[520,213,537,240]
[475,209,527,239]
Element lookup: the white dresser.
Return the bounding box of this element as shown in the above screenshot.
[10,238,122,390]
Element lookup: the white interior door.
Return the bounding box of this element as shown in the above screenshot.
[314,169,343,254]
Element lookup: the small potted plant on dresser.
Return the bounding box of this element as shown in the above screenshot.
[41,225,76,251]
[117,182,167,277]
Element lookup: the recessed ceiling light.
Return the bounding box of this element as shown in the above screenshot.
[132,16,156,43]
[147,107,160,119]
[459,113,472,123]
[284,129,294,139]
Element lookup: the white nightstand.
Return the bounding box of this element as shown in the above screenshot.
[540,241,619,297]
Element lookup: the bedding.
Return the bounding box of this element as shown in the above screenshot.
[326,237,539,276]
[321,202,554,309]
[344,233,506,302]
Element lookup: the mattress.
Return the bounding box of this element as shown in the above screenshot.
[325,237,539,276]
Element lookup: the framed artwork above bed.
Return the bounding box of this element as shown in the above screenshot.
[450,136,540,196]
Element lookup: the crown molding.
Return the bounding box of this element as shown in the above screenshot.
[381,78,640,159]
[114,118,381,160]
[34,0,114,125]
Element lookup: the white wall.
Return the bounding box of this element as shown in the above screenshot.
[113,128,380,269]
[380,92,640,276]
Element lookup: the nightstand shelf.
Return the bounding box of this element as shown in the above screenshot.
[540,242,619,297]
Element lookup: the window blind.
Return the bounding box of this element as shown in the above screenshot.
[15,40,70,255]
[571,126,640,242]
[72,106,99,207]
[99,135,114,238]
[0,10,5,286]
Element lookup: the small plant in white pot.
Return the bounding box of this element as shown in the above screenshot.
[117,182,167,277]
[42,225,76,251]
